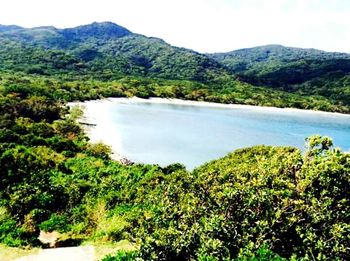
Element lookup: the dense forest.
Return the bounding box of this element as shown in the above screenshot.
[0,23,350,112]
[0,86,349,260]
[209,45,350,107]
[0,22,349,260]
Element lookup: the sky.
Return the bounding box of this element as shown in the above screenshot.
[0,0,350,53]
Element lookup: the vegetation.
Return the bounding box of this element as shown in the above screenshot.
[0,72,348,113]
[0,23,227,82]
[0,22,349,260]
[0,244,39,261]
[210,45,350,107]
[0,77,349,259]
[0,24,350,112]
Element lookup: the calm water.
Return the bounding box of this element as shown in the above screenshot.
[88,99,350,169]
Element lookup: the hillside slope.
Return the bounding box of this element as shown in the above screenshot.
[209,45,350,106]
[0,23,349,112]
[0,22,228,82]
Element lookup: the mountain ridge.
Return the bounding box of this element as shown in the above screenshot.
[0,22,349,110]
[208,44,350,106]
[0,22,229,82]
[2,22,350,55]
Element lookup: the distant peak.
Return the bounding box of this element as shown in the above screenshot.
[234,44,286,52]
[31,26,57,30]
[61,21,132,40]
[71,21,131,33]
[91,21,118,26]
[0,24,23,32]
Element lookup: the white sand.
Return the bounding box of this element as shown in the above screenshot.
[68,100,124,161]
[108,97,350,117]
[69,97,350,161]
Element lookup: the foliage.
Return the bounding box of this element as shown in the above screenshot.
[102,250,140,261]
[39,214,69,233]
[0,23,227,83]
[0,71,349,259]
[0,72,347,113]
[210,44,350,107]
[0,22,349,261]
[0,23,349,112]
[235,246,287,260]
[132,140,349,260]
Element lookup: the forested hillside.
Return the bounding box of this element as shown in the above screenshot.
[0,22,349,260]
[0,23,350,112]
[0,22,228,82]
[209,45,350,107]
[0,84,348,260]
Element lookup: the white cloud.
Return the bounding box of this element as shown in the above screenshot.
[0,0,349,53]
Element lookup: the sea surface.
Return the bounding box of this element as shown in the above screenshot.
[83,99,350,169]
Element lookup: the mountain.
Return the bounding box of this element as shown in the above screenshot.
[209,45,350,105]
[0,24,23,32]
[0,24,348,260]
[0,22,131,47]
[209,44,350,72]
[209,44,350,87]
[0,22,228,82]
[0,22,349,111]
[60,22,132,42]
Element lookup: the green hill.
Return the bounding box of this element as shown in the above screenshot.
[0,22,228,82]
[0,88,348,259]
[0,23,349,260]
[209,45,350,106]
[0,23,349,112]
[0,25,23,33]
[0,22,132,48]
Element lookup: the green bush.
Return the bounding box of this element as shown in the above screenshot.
[0,71,349,259]
[236,246,287,261]
[102,250,139,261]
[39,214,69,232]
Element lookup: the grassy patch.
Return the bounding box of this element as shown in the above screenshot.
[82,240,137,261]
[0,244,40,261]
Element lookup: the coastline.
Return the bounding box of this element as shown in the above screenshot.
[69,97,350,164]
[107,97,350,117]
[68,100,124,161]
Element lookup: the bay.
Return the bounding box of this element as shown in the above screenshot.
[79,98,350,169]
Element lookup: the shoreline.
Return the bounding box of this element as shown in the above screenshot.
[69,97,350,165]
[67,97,350,163]
[107,97,350,118]
[68,100,124,161]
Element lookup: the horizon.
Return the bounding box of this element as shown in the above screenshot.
[1,0,350,53]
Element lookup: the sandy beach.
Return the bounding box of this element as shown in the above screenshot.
[107,97,350,117]
[69,97,350,164]
[68,100,124,161]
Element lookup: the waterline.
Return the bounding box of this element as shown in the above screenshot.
[71,98,350,169]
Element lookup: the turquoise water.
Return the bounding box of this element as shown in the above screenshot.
[99,99,350,169]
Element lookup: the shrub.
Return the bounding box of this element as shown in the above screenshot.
[102,250,140,261]
[39,214,69,232]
